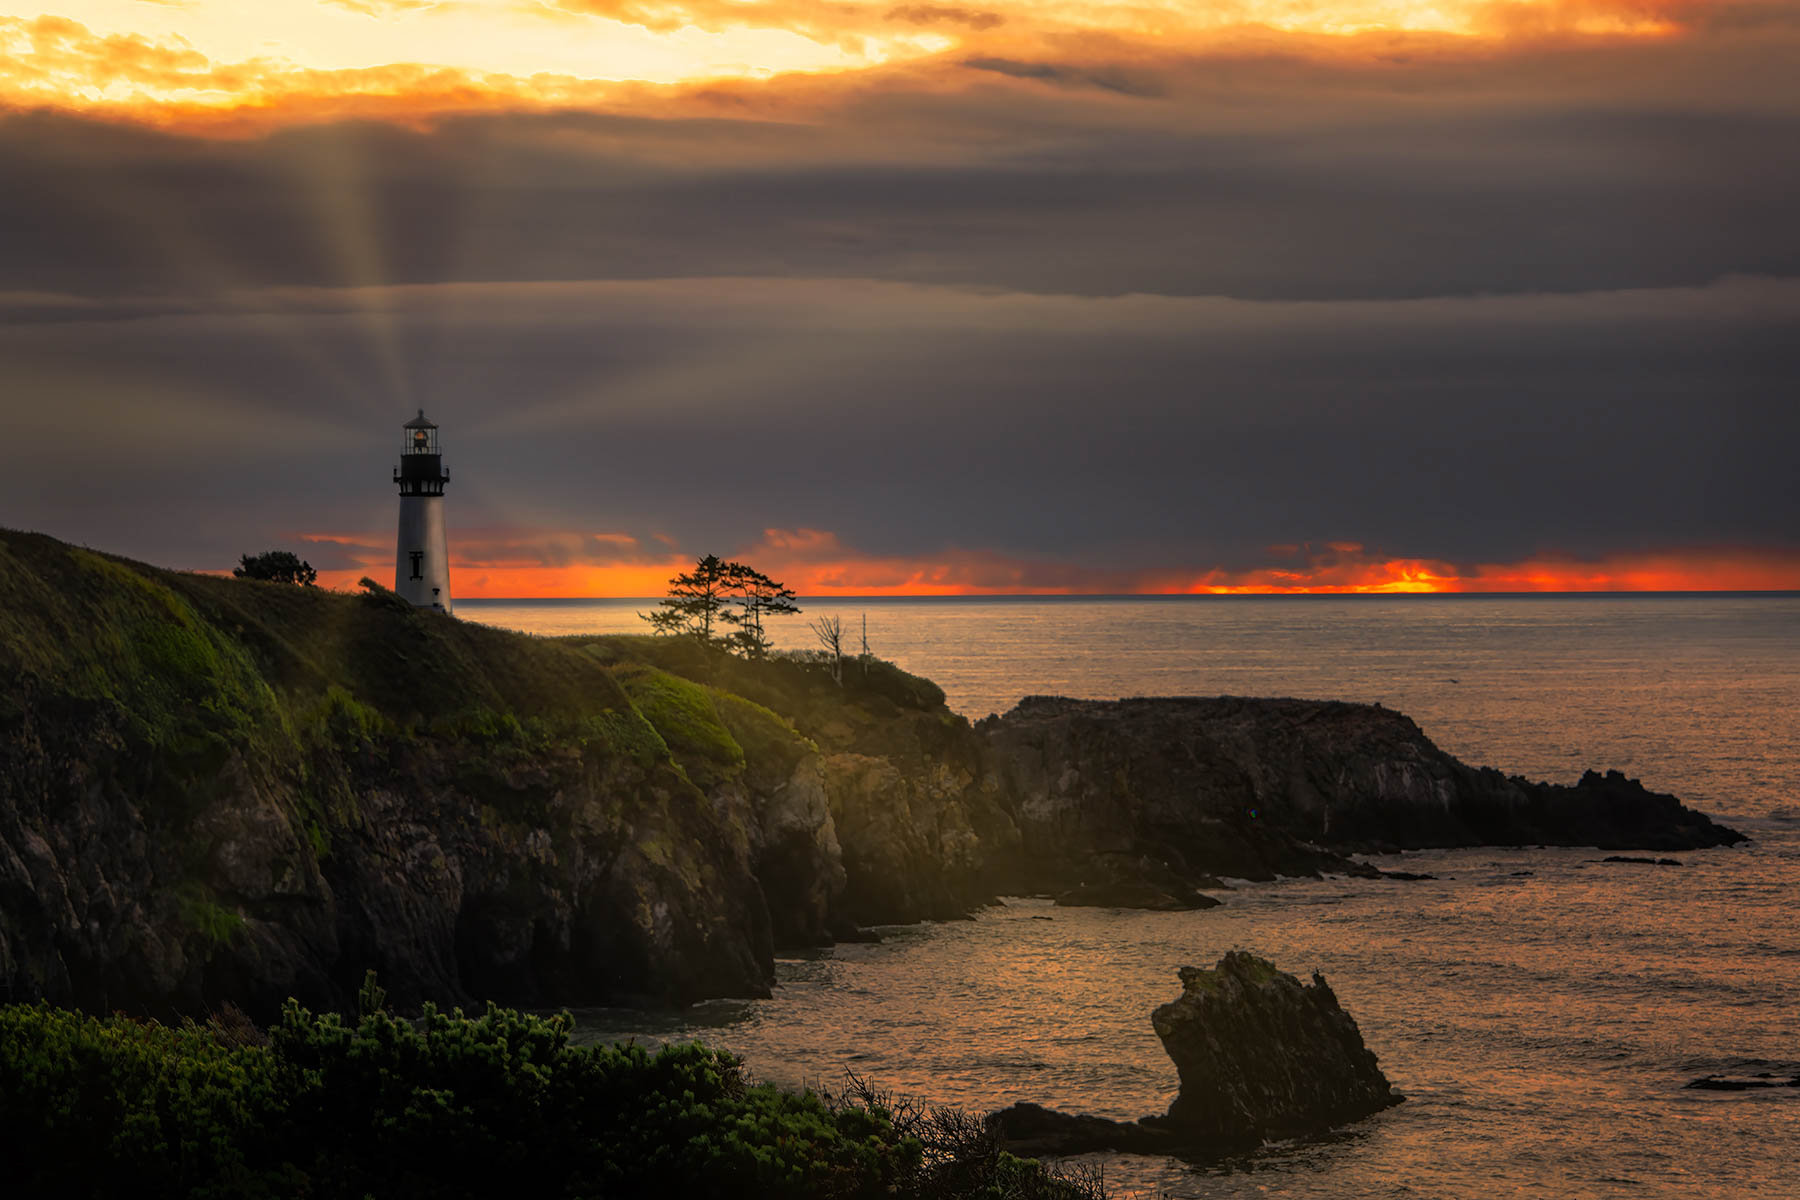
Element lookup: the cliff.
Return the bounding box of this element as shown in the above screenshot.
[0,531,1744,1020]
[0,532,806,1018]
[979,696,1743,897]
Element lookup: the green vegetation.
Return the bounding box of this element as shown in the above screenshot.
[579,632,950,748]
[609,663,746,788]
[0,528,670,829]
[232,550,317,587]
[0,979,1106,1200]
[176,881,246,947]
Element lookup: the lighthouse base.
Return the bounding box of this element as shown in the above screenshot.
[395,495,453,613]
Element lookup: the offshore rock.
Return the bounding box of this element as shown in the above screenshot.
[1149,951,1401,1146]
[989,952,1401,1158]
[1685,1073,1800,1091]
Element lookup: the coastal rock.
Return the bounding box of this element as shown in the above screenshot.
[979,696,1743,903]
[1685,1073,1800,1091]
[0,532,774,1019]
[1602,855,1684,866]
[822,752,989,923]
[1149,951,1402,1146]
[988,952,1402,1158]
[985,1102,1177,1156]
[0,529,1752,1021]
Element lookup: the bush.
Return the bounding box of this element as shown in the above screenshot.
[233,551,317,587]
[0,979,1107,1200]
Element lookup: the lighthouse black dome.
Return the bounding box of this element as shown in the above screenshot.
[395,411,447,496]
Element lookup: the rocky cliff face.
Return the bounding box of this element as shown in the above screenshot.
[0,531,1747,1021]
[978,696,1743,899]
[0,533,787,1019]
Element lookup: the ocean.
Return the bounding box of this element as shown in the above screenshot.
[463,594,1800,1198]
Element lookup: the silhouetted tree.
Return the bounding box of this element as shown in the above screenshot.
[234,550,317,586]
[809,614,845,683]
[643,556,801,656]
[642,554,733,643]
[724,562,800,659]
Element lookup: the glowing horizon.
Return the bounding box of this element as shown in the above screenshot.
[284,530,1800,599]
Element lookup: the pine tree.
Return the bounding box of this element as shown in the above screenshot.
[722,563,800,659]
[642,554,734,644]
[642,556,801,656]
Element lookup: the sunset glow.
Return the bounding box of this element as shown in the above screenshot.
[0,0,1713,123]
[296,529,1800,598]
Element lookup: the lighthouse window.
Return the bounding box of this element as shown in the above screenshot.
[409,551,424,580]
[412,429,429,452]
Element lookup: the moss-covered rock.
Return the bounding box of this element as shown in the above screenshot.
[0,530,772,1019]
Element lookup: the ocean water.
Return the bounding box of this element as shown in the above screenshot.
[464,595,1800,1198]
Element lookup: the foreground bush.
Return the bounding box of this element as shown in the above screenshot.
[0,978,1105,1200]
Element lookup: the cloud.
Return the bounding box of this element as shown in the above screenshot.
[1,275,1793,583]
[959,56,1166,96]
[3,30,1797,306]
[1,5,1791,590]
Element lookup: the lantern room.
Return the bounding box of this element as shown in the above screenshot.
[395,409,449,497]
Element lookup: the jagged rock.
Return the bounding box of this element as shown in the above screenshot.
[1149,951,1402,1146]
[989,952,1402,1158]
[979,697,1742,903]
[985,1103,1177,1156]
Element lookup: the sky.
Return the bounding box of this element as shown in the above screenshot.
[1,1,1797,595]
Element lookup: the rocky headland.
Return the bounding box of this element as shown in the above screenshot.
[988,951,1403,1157]
[0,530,1745,1020]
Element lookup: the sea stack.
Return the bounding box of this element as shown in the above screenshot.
[1147,951,1402,1146]
[988,952,1402,1158]
[393,409,452,613]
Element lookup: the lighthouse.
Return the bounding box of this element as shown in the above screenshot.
[394,410,452,613]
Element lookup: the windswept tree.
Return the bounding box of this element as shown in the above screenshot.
[643,556,801,656]
[725,562,800,660]
[642,554,733,643]
[234,550,317,586]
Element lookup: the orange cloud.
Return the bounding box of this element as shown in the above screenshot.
[285,526,1800,599]
[0,0,1751,131]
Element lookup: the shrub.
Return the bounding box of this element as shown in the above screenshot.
[0,980,1109,1199]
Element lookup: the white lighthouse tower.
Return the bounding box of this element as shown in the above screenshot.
[394,410,452,613]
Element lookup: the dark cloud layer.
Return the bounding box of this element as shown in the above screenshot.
[1,28,1795,578]
[3,278,1794,574]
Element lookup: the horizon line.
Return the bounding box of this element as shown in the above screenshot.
[458,589,1800,604]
